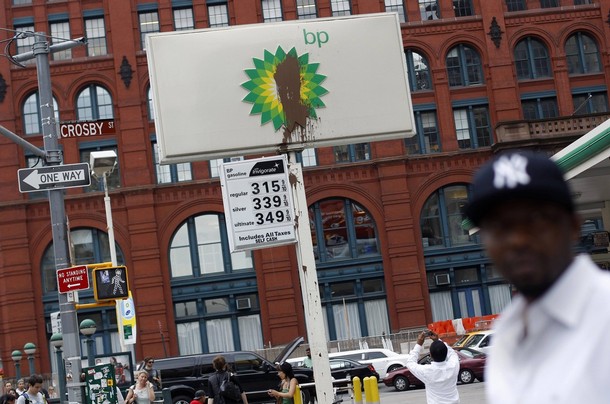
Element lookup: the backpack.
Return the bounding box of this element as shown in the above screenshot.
[22,392,46,404]
[218,372,242,402]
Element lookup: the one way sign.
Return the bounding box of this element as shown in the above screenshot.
[18,162,91,193]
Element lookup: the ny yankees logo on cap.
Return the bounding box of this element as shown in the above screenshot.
[492,154,531,189]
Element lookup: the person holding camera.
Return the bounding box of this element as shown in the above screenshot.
[406,330,459,404]
[125,370,156,404]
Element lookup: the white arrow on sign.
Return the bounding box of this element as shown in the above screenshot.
[23,168,86,189]
[67,283,81,289]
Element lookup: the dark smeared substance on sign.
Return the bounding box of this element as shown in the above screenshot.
[275,55,309,139]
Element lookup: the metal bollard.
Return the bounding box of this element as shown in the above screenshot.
[295,384,302,404]
[369,376,379,404]
[363,377,373,404]
[352,376,362,404]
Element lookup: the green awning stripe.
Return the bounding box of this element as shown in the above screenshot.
[555,126,610,173]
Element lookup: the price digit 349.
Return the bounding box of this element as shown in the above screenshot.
[255,210,286,225]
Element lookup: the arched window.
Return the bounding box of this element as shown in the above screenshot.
[169,213,260,353]
[42,228,125,294]
[514,37,551,80]
[446,45,483,87]
[566,32,601,75]
[76,84,114,120]
[309,199,380,262]
[41,228,130,372]
[309,198,388,340]
[420,184,473,248]
[169,213,253,278]
[405,49,432,91]
[22,92,59,135]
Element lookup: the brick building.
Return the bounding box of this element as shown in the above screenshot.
[1,0,609,377]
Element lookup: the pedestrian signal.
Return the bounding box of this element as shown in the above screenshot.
[93,266,130,301]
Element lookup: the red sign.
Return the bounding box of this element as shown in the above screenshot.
[59,120,116,138]
[57,265,90,293]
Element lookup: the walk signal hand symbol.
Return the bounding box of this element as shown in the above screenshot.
[93,266,130,301]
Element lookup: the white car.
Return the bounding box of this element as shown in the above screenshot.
[462,330,494,354]
[288,348,408,380]
[329,348,409,380]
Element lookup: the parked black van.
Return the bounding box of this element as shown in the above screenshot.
[147,337,314,404]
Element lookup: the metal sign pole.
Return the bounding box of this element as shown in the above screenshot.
[12,32,86,404]
[287,151,334,404]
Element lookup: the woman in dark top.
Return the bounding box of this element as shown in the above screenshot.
[207,355,248,404]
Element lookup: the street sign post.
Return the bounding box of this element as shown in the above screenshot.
[18,162,91,192]
[57,265,90,294]
[220,155,297,252]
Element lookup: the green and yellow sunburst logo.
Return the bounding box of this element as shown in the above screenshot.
[241,46,328,132]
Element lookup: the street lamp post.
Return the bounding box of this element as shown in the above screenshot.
[89,151,118,266]
[11,350,22,381]
[80,319,97,368]
[23,343,36,375]
[51,333,66,403]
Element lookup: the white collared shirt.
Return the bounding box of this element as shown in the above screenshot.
[406,342,460,404]
[486,254,610,404]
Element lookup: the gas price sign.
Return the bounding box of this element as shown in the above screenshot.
[220,155,297,252]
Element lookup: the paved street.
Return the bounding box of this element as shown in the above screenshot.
[337,382,486,404]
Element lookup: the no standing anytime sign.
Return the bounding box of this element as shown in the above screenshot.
[220,155,297,252]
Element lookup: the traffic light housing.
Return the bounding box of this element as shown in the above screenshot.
[93,266,130,301]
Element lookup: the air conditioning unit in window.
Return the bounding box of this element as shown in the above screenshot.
[435,273,451,286]
[236,297,252,310]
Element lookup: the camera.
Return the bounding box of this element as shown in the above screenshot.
[424,329,434,336]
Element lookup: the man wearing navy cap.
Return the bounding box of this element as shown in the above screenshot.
[466,151,610,404]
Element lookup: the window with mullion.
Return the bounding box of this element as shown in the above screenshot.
[514,37,551,80]
[85,17,107,56]
[262,0,283,22]
[76,85,114,120]
[23,92,60,135]
[139,11,160,49]
[420,184,473,249]
[297,0,317,19]
[405,49,432,91]
[385,0,406,23]
[173,7,195,30]
[566,32,601,75]
[330,0,351,16]
[14,25,35,61]
[446,45,483,87]
[310,199,380,263]
[419,0,440,20]
[153,142,193,184]
[406,110,440,155]
[453,0,473,17]
[540,0,559,7]
[453,105,491,149]
[334,143,370,163]
[208,3,230,27]
[505,0,526,11]
[572,92,608,115]
[522,97,558,120]
[50,21,71,60]
[169,214,254,278]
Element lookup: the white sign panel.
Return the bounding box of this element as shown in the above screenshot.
[220,155,297,252]
[147,13,414,163]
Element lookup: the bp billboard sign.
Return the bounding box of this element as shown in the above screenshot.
[146,13,414,163]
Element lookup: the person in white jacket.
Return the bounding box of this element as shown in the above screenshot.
[406,331,460,404]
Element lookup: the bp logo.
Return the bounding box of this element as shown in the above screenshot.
[241,46,328,133]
